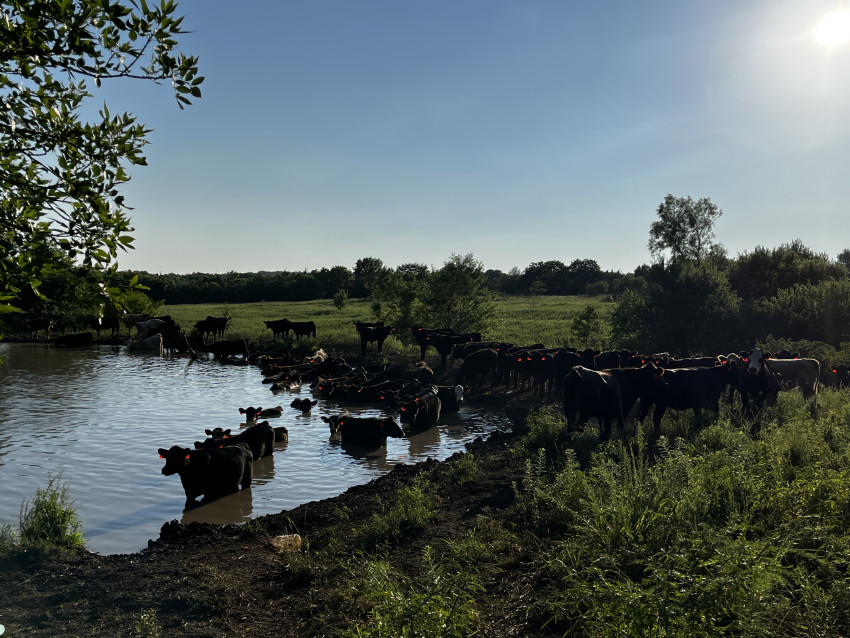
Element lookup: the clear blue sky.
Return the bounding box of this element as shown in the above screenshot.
[100,1,850,275]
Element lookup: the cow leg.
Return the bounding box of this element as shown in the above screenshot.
[653,405,666,432]
[599,417,612,441]
[241,464,253,489]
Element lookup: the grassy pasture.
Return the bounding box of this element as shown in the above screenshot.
[163,295,614,359]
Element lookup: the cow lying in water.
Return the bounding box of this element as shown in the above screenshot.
[322,411,404,447]
[399,392,442,432]
[158,443,253,506]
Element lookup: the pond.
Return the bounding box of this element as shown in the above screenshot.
[0,343,512,555]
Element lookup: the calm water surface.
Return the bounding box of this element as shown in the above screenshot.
[0,343,511,555]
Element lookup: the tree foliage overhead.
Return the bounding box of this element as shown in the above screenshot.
[0,0,202,313]
[648,194,723,264]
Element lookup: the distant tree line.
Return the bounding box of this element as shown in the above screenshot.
[108,256,619,306]
[6,194,850,358]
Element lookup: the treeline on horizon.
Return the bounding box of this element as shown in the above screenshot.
[111,256,616,305]
[103,239,850,353]
[8,239,850,358]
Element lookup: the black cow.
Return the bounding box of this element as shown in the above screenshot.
[206,316,231,339]
[745,348,819,400]
[158,443,253,506]
[400,392,442,431]
[264,319,290,341]
[638,360,740,430]
[194,421,276,459]
[238,406,283,423]
[454,347,499,390]
[288,320,317,341]
[322,412,404,447]
[355,322,395,355]
[432,332,481,367]
[87,315,120,338]
[410,326,454,359]
[194,318,218,341]
[290,398,318,413]
[823,364,850,389]
[563,362,667,440]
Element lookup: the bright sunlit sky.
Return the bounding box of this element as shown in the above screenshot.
[98,1,850,275]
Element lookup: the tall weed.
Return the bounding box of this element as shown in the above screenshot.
[2,473,85,553]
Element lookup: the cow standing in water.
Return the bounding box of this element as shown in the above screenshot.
[158,444,253,507]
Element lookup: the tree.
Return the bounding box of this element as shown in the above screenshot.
[571,304,605,349]
[332,289,348,312]
[520,260,568,294]
[837,249,850,275]
[425,253,497,334]
[727,241,845,302]
[610,261,740,354]
[353,257,386,298]
[648,195,723,264]
[566,258,603,294]
[1,1,202,314]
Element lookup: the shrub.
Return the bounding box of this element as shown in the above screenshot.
[18,473,85,551]
[1,473,85,555]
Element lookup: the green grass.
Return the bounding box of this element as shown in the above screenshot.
[344,546,483,638]
[161,294,612,360]
[0,473,85,555]
[356,473,440,548]
[510,390,850,636]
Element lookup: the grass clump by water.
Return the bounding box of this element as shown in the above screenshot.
[357,473,440,549]
[0,473,85,555]
[344,546,483,638]
[510,394,850,636]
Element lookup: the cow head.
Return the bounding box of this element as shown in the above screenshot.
[322,412,352,437]
[239,407,261,422]
[158,446,195,475]
[745,349,767,376]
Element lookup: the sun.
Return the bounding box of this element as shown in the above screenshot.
[814,9,850,46]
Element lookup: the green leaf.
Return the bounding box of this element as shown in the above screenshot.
[0,304,24,314]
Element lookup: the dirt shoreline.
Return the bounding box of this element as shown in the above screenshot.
[0,349,545,637]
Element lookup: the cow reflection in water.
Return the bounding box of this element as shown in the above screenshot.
[338,439,395,472]
[406,424,441,458]
[181,486,254,523]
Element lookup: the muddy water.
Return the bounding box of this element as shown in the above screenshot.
[0,343,512,555]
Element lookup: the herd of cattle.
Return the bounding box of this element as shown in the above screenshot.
[155,322,472,507]
[27,312,847,506]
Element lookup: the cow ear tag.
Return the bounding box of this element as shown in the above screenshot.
[185,453,190,459]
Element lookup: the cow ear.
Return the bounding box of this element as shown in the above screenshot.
[205,429,213,435]
[764,352,772,359]
[194,442,203,449]
[158,449,167,457]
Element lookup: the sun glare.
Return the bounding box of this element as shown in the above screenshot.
[814,9,850,46]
